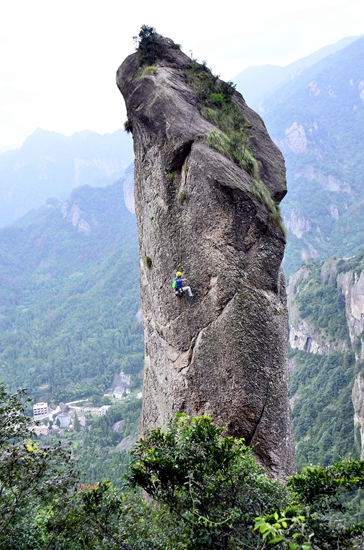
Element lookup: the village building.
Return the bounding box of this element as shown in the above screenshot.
[57,412,70,428]
[76,413,86,427]
[98,405,110,416]
[32,425,50,437]
[111,371,131,400]
[33,402,49,418]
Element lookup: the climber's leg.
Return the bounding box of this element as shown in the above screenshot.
[182,286,194,297]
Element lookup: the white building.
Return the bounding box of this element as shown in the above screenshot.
[33,402,49,418]
[98,405,110,416]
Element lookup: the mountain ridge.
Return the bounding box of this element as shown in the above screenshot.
[0,128,133,226]
[256,35,364,276]
[233,35,359,108]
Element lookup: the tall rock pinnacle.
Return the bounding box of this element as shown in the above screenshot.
[117,30,295,477]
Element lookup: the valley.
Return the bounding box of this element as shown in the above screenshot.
[1,23,364,548]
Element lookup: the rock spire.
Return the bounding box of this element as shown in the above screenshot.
[117,30,295,477]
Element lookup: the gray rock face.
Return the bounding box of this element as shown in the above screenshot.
[117,36,295,477]
[353,373,364,459]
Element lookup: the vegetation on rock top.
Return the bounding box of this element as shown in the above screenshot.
[185,56,284,229]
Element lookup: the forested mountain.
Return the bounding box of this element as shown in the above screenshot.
[0,128,133,226]
[287,249,364,470]
[252,35,364,276]
[233,35,358,108]
[0,178,142,404]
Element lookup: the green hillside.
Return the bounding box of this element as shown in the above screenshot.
[233,35,357,108]
[288,251,364,470]
[259,36,364,276]
[0,179,142,404]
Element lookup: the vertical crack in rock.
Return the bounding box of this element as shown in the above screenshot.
[117,33,295,477]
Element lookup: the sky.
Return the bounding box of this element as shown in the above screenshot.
[0,0,363,152]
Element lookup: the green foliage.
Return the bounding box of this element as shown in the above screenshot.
[42,399,142,488]
[337,247,364,277]
[1,392,364,550]
[124,118,133,133]
[77,399,142,486]
[0,384,184,549]
[185,58,284,226]
[254,511,313,549]
[293,260,349,342]
[166,171,174,181]
[0,180,143,403]
[133,25,163,67]
[137,65,157,77]
[0,384,78,548]
[206,129,258,177]
[73,412,81,432]
[255,460,364,549]
[185,60,262,178]
[144,255,152,268]
[185,59,235,106]
[128,413,286,549]
[289,348,357,470]
[53,482,191,550]
[250,178,286,232]
[178,191,188,202]
[285,460,364,548]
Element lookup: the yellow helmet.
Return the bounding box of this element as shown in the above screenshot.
[176,271,183,277]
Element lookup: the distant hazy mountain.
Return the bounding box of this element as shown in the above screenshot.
[255,35,364,276]
[233,36,359,108]
[0,128,133,226]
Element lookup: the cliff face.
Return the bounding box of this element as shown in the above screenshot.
[353,373,364,459]
[117,34,295,477]
[288,258,364,357]
[337,270,364,347]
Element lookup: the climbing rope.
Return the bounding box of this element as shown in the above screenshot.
[178,231,183,271]
[177,231,201,411]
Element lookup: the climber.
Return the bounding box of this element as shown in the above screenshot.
[172,271,195,298]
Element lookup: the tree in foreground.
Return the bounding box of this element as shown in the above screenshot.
[129,413,364,549]
[1,383,364,549]
[0,384,190,550]
[255,460,364,549]
[128,413,287,549]
[0,383,78,548]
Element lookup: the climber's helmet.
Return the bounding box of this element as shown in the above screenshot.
[176,271,183,278]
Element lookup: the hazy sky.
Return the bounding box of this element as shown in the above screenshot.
[0,0,363,152]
